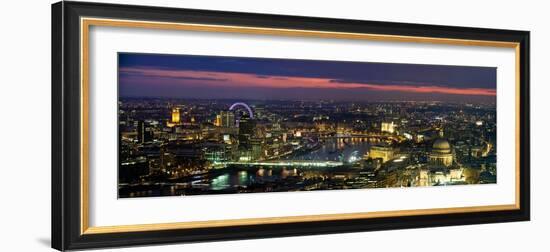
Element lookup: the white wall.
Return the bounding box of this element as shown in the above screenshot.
[0,0,547,251]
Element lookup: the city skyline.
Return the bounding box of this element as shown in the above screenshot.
[119,53,496,103]
[117,53,497,198]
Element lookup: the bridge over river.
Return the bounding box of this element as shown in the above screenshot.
[218,160,344,168]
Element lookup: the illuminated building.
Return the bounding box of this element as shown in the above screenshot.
[214,114,222,127]
[171,108,180,123]
[161,142,205,173]
[470,142,492,158]
[381,122,395,133]
[239,154,252,162]
[238,115,256,150]
[220,111,236,128]
[251,138,263,161]
[336,123,352,135]
[167,108,181,127]
[419,168,464,186]
[204,145,229,163]
[369,144,395,163]
[429,138,454,167]
[470,146,483,158]
[176,126,202,140]
[314,121,331,132]
[222,134,232,144]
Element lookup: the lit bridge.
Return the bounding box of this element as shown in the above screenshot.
[218,160,344,168]
[322,133,398,139]
[319,133,402,142]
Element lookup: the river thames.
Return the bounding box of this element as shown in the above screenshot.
[119,138,376,197]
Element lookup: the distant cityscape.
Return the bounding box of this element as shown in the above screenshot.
[118,98,496,197]
[117,53,497,198]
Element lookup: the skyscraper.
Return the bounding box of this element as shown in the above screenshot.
[238,115,256,150]
[136,121,152,143]
[220,110,236,128]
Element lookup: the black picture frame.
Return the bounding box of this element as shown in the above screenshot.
[52,1,530,251]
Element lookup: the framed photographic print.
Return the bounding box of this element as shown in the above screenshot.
[52,1,530,250]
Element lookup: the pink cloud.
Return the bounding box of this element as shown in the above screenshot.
[120,67,496,97]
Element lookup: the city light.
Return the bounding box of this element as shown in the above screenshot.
[118,98,497,198]
[117,53,497,198]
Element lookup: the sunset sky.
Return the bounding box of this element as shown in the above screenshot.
[118,53,496,102]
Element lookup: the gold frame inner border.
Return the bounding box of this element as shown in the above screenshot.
[79,17,521,235]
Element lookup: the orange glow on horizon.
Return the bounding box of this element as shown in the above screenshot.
[120,67,496,97]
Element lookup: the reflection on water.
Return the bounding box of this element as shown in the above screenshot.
[204,138,371,191]
[211,174,230,190]
[287,138,371,162]
[122,137,376,197]
[210,170,253,190]
[205,168,300,191]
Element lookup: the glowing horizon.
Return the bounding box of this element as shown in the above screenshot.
[120,67,496,97]
[119,53,496,102]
